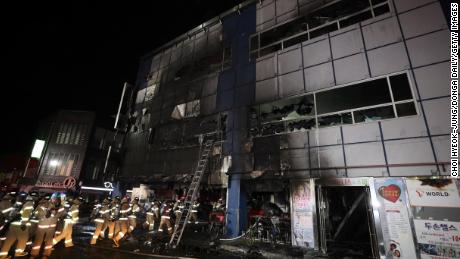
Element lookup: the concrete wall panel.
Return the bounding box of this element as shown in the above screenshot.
[368,42,410,77]
[399,2,447,39]
[406,30,449,67]
[256,55,277,81]
[304,62,334,92]
[362,17,402,50]
[334,53,369,85]
[331,29,364,59]
[279,70,304,97]
[413,61,450,99]
[303,39,331,67]
[256,77,278,103]
[278,47,302,74]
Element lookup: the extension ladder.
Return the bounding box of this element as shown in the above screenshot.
[169,138,214,248]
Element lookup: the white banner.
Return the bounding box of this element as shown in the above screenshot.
[406,179,460,208]
[290,180,315,248]
[414,219,460,258]
[374,178,417,258]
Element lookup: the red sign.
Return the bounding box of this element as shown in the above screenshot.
[35,176,76,189]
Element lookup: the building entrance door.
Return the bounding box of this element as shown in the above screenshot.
[316,185,378,258]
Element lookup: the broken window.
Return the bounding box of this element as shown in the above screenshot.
[171,100,200,120]
[250,72,417,136]
[250,0,390,59]
[353,105,395,123]
[318,113,353,127]
[135,88,147,104]
[144,84,157,102]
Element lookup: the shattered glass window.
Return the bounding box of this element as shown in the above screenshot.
[318,113,353,127]
[171,100,200,120]
[135,88,146,104]
[353,105,395,123]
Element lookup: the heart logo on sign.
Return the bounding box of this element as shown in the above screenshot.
[378,184,401,203]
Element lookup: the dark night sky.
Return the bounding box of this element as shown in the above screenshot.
[2,0,243,160]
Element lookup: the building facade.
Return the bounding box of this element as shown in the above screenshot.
[121,0,455,257]
[25,110,123,194]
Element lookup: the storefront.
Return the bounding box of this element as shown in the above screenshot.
[288,177,460,259]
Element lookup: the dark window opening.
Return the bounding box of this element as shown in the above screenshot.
[260,43,282,57]
[390,74,413,101]
[373,3,390,16]
[309,23,339,39]
[396,102,417,117]
[339,10,373,28]
[284,32,310,49]
[353,105,395,123]
[316,78,391,115]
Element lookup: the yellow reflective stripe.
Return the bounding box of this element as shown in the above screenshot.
[2,207,13,214]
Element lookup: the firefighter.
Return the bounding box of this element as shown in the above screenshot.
[27,194,48,251]
[158,201,173,235]
[144,201,159,232]
[30,193,65,258]
[112,197,130,248]
[53,196,82,247]
[0,193,15,244]
[128,197,140,235]
[90,198,111,245]
[0,193,34,258]
[53,193,67,238]
[24,191,39,250]
[107,196,120,240]
[99,197,111,239]
[189,200,199,224]
[173,199,183,221]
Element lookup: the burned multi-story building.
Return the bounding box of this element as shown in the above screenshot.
[120,0,456,257]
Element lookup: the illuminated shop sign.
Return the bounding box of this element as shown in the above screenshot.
[35,176,76,189]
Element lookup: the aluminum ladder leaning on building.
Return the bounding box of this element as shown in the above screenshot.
[169,137,215,248]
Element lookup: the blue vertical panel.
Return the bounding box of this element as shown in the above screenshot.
[221,3,256,237]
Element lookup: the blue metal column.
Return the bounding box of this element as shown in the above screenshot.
[220,3,255,237]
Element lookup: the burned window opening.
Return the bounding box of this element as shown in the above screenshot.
[250,0,390,59]
[171,100,200,120]
[249,72,417,137]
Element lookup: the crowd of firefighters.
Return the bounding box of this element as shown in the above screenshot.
[0,191,81,259]
[89,196,226,248]
[0,191,226,258]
